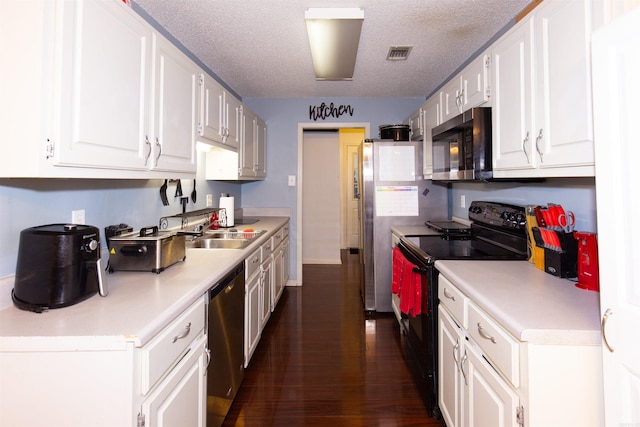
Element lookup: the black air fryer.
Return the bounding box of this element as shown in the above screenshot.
[12,224,106,313]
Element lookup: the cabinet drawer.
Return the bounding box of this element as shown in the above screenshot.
[245,248,261,279]
[438,274,467,327]
[272,226,286,248]
[261,238,274,261]
[467,301,520,388]
[140,296,206,395]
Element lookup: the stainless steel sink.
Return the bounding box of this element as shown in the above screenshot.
[186,229,266,249]
[188,238,250,249]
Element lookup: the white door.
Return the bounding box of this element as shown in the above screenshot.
[592,8,640,427]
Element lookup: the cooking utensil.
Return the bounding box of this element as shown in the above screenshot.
[160,179,169,206]
[191,179,197,203]
[558,211,575,233]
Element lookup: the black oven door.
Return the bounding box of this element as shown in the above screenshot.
[396,241,441,419]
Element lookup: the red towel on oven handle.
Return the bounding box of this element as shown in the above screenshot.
[401,261,422,317]
[392,246,404,295]
[393,247,422,317]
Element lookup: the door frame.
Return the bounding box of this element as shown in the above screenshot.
[296,122,371,286]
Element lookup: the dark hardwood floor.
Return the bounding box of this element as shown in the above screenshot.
[222,251,445,427]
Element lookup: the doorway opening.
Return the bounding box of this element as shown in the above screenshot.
[296,122,370,285]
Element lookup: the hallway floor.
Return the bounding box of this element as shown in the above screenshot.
[222,251,445,427]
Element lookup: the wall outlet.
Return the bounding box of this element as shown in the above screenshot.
[288,175,296,186]
[206,194,213,207]
[460,195,466,208]
[72,209,85,224]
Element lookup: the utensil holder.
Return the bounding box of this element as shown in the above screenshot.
[543,231,578,278]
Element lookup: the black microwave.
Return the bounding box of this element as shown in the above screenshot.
[431,107,492,181]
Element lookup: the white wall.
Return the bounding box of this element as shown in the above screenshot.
[301,131,341,264]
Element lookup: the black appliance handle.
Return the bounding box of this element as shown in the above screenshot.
[120,245,148,256]
[139,226,158,237]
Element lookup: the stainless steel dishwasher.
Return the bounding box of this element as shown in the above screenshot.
[206,262,245,427]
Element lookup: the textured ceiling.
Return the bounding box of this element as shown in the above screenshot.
[134,0,532,99]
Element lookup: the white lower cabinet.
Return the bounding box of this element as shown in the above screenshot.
[0,296,207,427]
[438,273,603,427]
[244,248,262,367]
[141,335,207,427]
[271,222,289,308]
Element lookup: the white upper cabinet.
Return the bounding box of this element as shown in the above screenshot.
[422,96,440,179]
[0,0,197,178]
[492,0,597,178]
[440,53,491,123]
[54,0,153,171]
[198,73,240,150]
[152,35,198,173]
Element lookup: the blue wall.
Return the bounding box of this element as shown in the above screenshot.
[0,154,241,277]
[243,97,425,280]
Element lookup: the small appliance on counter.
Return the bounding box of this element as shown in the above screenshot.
[574,232,599,291]
[106,225,186,274]
[12,224,108,313]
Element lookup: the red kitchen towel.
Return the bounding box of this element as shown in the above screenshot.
[392,246,404,295]
[392,247,423,317]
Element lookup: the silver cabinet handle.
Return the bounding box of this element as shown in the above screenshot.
[205,347,211,375]
[443,288,456,301]
[602,308,614,352]
[453,339,460,371]
[172,322,191,343]
[144,135,152,166]
[477,322,497,344]
[535,128,544,163]
[522,131,530,163]
[460,350,468,385]
[154,137,162,167]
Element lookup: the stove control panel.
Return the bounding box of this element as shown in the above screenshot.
[468,201,526,230]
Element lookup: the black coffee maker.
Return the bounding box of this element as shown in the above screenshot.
[12,224,108,313]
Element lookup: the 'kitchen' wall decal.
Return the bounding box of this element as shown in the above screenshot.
[309,102,354,121]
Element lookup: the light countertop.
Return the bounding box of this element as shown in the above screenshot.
[435,260,601,346]
[0,217,289,351]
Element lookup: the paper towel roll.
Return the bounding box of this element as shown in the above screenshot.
[219,196,234,227]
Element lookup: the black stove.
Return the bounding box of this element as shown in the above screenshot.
[405,201,528,263]
[393,201,528,420]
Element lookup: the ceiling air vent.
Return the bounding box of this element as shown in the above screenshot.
[386,46,412,61]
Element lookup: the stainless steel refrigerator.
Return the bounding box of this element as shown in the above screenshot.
[359,138,448,312]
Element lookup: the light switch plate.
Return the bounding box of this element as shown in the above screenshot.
[288,175,296,186]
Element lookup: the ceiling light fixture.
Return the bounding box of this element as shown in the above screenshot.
[305,8,364,81]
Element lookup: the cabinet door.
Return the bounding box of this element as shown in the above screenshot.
[142,335,207,427]
[198,73,225,144]
[152,35,197,173]
[225,94,242,149]
[492,20,535,173]
[254,116,267,178]
[441,77,462,123]
[260,261,272,327]
[273,243,285,306]
[460,54,490,110]
[240,107,256,177]
[533,0,594,171]
[463,342,519,427]
[423,96,439,178]
[55,0,151,170]
[245,271,261,366]
[438,306,464,427]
